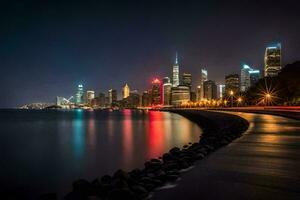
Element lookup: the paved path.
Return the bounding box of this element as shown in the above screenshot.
[152,112,300,200]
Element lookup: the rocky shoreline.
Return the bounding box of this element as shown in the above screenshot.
[41,110,249,200]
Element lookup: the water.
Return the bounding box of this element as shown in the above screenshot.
[0,109,201,198]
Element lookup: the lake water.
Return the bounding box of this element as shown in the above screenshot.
[0,109,202,199]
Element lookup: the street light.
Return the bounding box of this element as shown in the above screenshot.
[229,90,234,107]
[237,97,242,106]
[265,93,271,106]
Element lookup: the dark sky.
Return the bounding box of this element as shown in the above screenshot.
[1,0,300,107]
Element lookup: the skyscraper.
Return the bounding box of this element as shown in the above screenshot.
[264,43,281,77]
[197,69,208,100]
[172,53,180,87]
[182,73,192,89]
[86,90,95,105]
[151,78,161,105]
[122,83,130,99]
[240,64,251,92]
[75,84,84,104]
[142,91,151,107]
[225,74,240,96]
[108,89,117,106]
[241,64,261,92]
[163,81,172,105]
[171,85,190,106]
[249,70,260,86]
[196,85,201,101]
[217,84,225,99]
[203,80,217,100]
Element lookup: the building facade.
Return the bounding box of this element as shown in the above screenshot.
[203,80,217,100]
[264,43,281,77]
[225,74,240,96]
[171,85,190,106]
[122,83,130,99]
[151,78,161,105]
[240,64,261,92]
[182,73,192,89]
[217,84,225,99]
[75,84,84,104]
[86,90,95,105]
[172,53,180,87]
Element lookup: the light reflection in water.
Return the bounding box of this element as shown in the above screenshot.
[72,109,85,159]
[147,111,165,158]
[87,112,96,148]
[122,109,133,166]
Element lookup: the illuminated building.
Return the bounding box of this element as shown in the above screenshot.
[196,85,201,101]
[241,64,261,92]
[182,73,192,89]
[217,84,225,99]
[142,91,151,107]
[108,89,117,106]
[151,78,161,105]
[75,84,84,104]
[122,83,130,99]
[98,92,106,107]
[163,81,172,105]
[171,85,190,106]
[163,77,170,84]
[190,91,196,102]
[225,74,240,96]
[86,90,95,105]
[203,80,217,100]
[196,69,208,101]
[264,43,281,77]
[172,52,180,87]
[249,70,260,86]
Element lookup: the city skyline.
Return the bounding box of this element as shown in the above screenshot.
[1,0,300,107]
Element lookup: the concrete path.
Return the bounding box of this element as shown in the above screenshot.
[152,112,300,200]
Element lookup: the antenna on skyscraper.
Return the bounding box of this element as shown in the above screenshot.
[175,51,178,64]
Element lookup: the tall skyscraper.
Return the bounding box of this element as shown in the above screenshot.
[241,64,261,92]
[225,74,240,96]
[217,84,225,99]
[163,81,172,105]
[182,73,192,89]
[198,69,208,99]
[122,83,130,99]
[249,70,260,86]
[196,85,201,101]
[86,90,95,105]
[151,78,161,105]
[142,91,151,107]
[108,89,117,105]
[98,92,106,107]
[75,84,84,104]
[172,52,180,87]
[203,80,217,100]
[264,43,281,77]
[163,77,170,84]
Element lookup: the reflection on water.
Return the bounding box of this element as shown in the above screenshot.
[0,109,201,198]
[72,109,85,159]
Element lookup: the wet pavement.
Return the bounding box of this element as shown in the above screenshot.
[152,112,300,200]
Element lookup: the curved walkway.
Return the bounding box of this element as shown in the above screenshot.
[152,111,300,200]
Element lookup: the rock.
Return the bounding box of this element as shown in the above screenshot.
[183,144,188,149]
[113,169,130,180]
[101,175,112,185]
[107,188,136,200]
[129,168,143,180]
[162,161,179,171]
[162,153,175,162]
[169,147,181,156]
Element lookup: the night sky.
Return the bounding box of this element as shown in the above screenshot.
[1,0,300,107]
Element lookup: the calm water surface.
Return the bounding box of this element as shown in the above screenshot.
[0,109,201,198]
